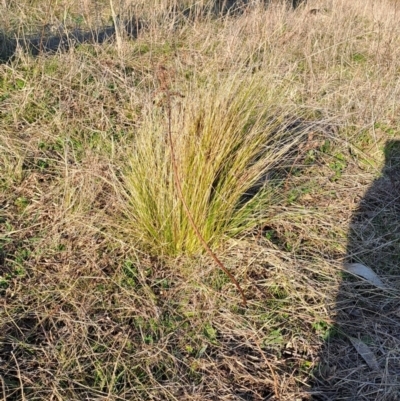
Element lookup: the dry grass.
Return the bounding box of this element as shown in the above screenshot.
[1,0,400,400]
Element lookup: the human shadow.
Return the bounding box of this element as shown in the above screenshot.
[310,140,400,400]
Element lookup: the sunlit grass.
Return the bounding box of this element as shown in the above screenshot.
[1,0,400,400]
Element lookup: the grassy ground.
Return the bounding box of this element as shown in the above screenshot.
[1,0,400,400]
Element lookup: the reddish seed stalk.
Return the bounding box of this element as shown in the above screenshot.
[162,81,247,307]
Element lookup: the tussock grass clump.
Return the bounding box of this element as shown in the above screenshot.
[121,74,305,256]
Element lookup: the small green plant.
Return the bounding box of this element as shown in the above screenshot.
[375,122,397,136]
[320,139,331,154]
[14,196,29,211]
[351,52,367,63]
[0,274,11,290]
[312,320,339,341]
[263,329,284,346]
[329,153,347,181]
[203,322,217,343]
[121,259,138,289]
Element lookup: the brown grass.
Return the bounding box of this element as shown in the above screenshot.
[1,0,400,400]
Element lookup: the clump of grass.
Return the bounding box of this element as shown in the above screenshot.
[120,72,306,256]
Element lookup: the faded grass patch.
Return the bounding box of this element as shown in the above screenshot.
[0,0,400,400]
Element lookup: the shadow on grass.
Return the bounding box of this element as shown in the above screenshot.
[0,18,142,63]
[311,140,400,400]
[0,0,306,63]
